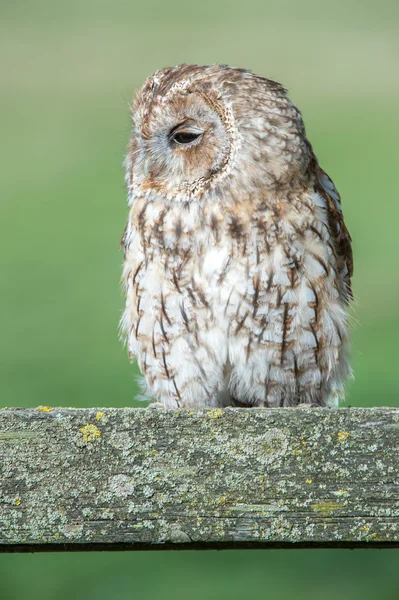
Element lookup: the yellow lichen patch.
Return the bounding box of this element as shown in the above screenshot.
[80,423,101,443]
[306,478,313,484]
[206,408,224,419]
[95,411,105,422]
[310,501,344,516]
[14,497,21,506]
[37,406,53,413]
[334,488,349,497]
[337,431,350,442]
[54,532,61,538]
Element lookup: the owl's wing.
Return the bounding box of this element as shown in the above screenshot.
[314,163,353,302]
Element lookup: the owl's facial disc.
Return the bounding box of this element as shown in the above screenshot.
[137,93,230,195]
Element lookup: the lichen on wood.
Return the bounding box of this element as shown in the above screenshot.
[1,406,399,552]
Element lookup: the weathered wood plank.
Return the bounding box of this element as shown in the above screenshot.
[0,406,399,551]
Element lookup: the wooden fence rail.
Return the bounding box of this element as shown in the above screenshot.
[0,406,398,552]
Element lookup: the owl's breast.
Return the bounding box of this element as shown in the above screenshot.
[123,192,345,363]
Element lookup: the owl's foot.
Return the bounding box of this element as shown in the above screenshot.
[230,398,252,408]
[147,402,166,409]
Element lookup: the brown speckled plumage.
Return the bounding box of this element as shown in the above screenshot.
[120,64,353,408]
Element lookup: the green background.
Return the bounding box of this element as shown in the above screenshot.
[1,0,398,597]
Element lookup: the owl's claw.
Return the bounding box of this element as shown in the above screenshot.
[147,402,166,409]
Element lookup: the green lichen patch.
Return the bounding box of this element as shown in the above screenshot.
[310,501,345,516]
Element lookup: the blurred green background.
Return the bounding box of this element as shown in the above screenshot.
[1,0,398,598]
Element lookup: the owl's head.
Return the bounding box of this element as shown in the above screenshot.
[126,65,311,202]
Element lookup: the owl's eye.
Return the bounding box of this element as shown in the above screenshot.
[170,126,203,146]
[173,131,201,144]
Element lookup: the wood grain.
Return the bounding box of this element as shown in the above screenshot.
[1,407,398,551]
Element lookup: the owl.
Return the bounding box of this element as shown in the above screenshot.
[120,64,353,409]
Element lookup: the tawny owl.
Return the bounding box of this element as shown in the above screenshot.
[120,64,353,409]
